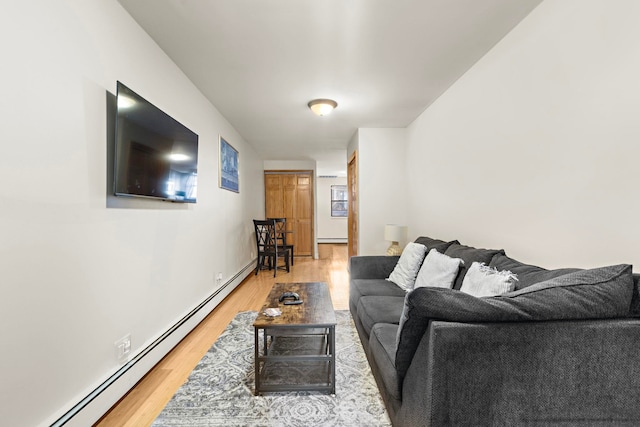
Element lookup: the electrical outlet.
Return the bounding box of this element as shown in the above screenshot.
[216,272,223,285]
[114,334,131,363]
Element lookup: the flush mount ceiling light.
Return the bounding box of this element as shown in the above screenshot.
[308,98,338,116]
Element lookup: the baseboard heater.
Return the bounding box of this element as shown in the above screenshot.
[50,259,256,427]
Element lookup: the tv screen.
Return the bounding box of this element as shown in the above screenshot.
[114,81,198,203]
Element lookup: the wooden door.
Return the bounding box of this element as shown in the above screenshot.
[264,171,314,257]
[348,152,358,258]
[265,174,284,217]
[294,174,312,256]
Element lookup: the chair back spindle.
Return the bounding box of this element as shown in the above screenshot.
[253,219,290,276]
[267,217,295,266]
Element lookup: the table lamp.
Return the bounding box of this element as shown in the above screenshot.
[384,224,406,256]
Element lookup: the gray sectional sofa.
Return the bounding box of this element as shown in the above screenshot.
[349,236,640,426]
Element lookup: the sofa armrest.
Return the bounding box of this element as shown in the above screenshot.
[395,264,634,385]
[397,318,640,426]
[349,255,399,280]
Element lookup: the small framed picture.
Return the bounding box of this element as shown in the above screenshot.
[219,136,239,193]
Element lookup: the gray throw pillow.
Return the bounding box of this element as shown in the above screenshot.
[413,236,459,254]
[444,244,505,290]
[489,253,580,290]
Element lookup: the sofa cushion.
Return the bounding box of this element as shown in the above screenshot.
[460,262,518,297]
[369,323,401,401]
[413,236,459,254]
[387,242,428,291]
[489,253,580,290]
[350,278,406,313]
[444,243,505,290]
[630,274,640,317]
[395,264,634,388]
[357,296,405,336]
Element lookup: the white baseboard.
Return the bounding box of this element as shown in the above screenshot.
[317,238,348,244]
[49,260,256,427]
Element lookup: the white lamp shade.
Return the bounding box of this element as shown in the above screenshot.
[384,224,406,242]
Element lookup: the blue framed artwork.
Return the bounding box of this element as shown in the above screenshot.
[219,136,239,193]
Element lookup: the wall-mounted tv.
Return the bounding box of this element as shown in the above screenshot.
[114,81,198,203]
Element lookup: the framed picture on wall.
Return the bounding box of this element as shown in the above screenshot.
[219,136,239,193]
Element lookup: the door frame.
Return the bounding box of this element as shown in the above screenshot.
[347,151,358,258]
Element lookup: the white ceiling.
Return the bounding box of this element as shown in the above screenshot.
[117,0,542,175]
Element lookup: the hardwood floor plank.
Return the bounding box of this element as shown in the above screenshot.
[95,244,349,427]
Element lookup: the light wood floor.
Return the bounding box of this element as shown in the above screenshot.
[95,244,349,427]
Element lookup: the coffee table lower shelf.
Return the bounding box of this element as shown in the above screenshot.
[254,329,336,395]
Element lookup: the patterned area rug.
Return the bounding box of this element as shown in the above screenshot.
[152,310,391,427]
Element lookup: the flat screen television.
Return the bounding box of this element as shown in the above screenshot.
[114,81,198,203]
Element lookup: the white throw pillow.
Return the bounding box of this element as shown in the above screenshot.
[397,249,463,344]
[414,249,463,290]
[387,242,428,291]
[460,262,518,297]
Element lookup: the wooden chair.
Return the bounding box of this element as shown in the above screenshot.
[253,219,290,277]
[268,217,295,266]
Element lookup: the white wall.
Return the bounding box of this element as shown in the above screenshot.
[317,177,348,242]
[0,2,263,426]
[355,128,408,255]
[263,160,316,171]
[405,0,640,269]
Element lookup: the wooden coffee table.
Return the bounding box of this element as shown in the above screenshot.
[253,282,337,395]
